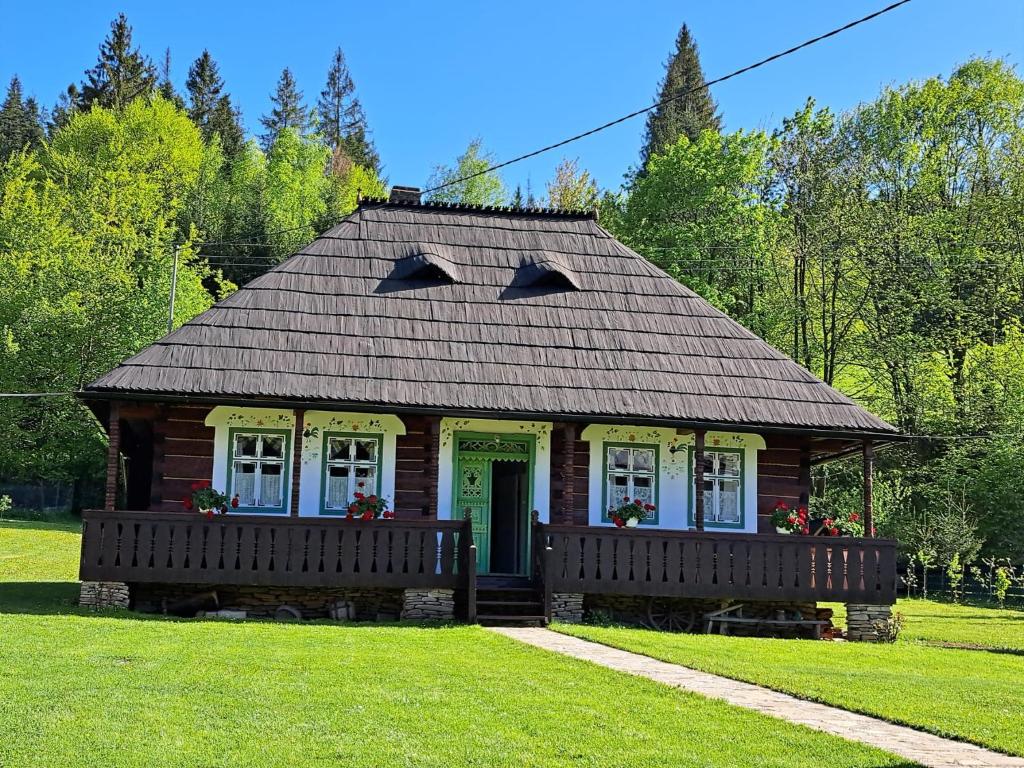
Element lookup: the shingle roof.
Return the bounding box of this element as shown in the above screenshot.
[85,200,897,436]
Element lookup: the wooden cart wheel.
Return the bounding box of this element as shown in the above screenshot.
[645,598,697,633]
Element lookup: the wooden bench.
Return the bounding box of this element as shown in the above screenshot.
[704,604,829,639]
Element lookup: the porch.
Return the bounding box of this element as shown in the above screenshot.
[78,510,898,623]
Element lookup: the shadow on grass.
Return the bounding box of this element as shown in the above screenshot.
[0,582,80,614]
[915,640,1024,657]
[0,582,472,633]
[0,517,82,533]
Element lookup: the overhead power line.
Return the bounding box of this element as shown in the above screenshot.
[421,0,914,197]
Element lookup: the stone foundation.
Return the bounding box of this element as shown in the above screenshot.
[79,581,130,610]
[845,603,894,642]
[132,583,403,621]
[551,592,584,623]
[400,588,455,621]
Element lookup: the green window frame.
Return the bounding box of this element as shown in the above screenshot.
[226,427,291,514]
[602,442,659,524]
[687,446,745,529]
[319,432,384,515]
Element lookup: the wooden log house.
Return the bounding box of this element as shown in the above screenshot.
[77,188,900,636]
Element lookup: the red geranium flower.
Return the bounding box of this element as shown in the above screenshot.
[623,495,630,502]
[357,481,365,488]
[787,516,796,524]
[801,526,810,535]
[361,511,374,521]
[354,492,365,501]
[230,495,239,508]
[612,516,625,528]
[191,482,200,492]
[850,513,860,522]
[830,526,840,536]
[348,503,358,514]
[206,509,214,520]
[183,497,194,510]
[775,499,789,510]
[368,495,377,503]
[824,518,833,527]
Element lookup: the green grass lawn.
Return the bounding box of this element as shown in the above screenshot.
[0,520,911,768]
[557,607,1024,758]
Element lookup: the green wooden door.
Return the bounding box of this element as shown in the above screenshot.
[456,456,491,572]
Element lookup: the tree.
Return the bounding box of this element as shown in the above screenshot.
[0,76,44,161]
[639,24,721,173]
[208,95,246,162]
[186,50,224,133]
[616,130,779,326]
[546,158,599,211]
[0,97,216,492]
[260,68,308,150]
[317,47,378,171]
[77,13,157,110]
[157,48,185,109]
[425,139,505,205]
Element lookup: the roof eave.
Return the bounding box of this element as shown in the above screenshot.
[76,389,903,443]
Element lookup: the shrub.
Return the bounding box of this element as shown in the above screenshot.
[873,611,905,643]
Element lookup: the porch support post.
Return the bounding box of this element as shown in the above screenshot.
[104,401,121,511]
[427,418,440,518]
[862,440,874,537]
[290,409,305,517]
[561,423,577,524]
[694,429,706,531]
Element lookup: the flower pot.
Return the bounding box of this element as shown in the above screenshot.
[776,526,791,535]
[625,517,640,528]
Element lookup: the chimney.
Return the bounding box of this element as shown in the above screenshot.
[389,186,422,205]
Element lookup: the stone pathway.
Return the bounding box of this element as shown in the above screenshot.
[490,627,1024,768]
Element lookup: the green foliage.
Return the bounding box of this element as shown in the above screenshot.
[317,47,378,171]
[545,158,599,211]
[615,129,779,327]
[638,23,721,172]
[260,68,308,150]
[0,97,214,485]
[76,14,157,111]
[946,553,964,603]
[0,76,45,161]
[426,139,505,205]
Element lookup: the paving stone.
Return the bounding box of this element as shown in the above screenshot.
[490,627,1024,768]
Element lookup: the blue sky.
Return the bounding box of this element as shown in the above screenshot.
[1,1,1021,194]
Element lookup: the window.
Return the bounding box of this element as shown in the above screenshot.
[322,434,382,514]
[693,449,743,527]
[228,430,289,512]
[603,443,658,523]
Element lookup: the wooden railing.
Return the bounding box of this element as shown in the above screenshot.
[80,510,472,590]
[538,524,898,605]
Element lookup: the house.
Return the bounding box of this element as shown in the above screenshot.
[77,188,899,638]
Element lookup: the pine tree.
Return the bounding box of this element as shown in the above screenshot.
[186,50,224,132]
[316,47,378,171]
[209,95,245,161]
[49,85,79,134]
[157,48,185,109]
[0,76,44,160]
[638,23,721,171]
[260,68,308,150]
[78,13,157,110]
[510,184,525,208]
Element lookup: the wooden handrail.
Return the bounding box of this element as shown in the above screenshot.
[536,523,897,605]
[80,509,470,590]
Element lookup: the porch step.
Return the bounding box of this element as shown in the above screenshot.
[473,580,547,626]
[476,614,547,627]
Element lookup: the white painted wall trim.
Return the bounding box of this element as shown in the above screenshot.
[205,407,406,516]
[580,425,765,533]
[437,418,552,522]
